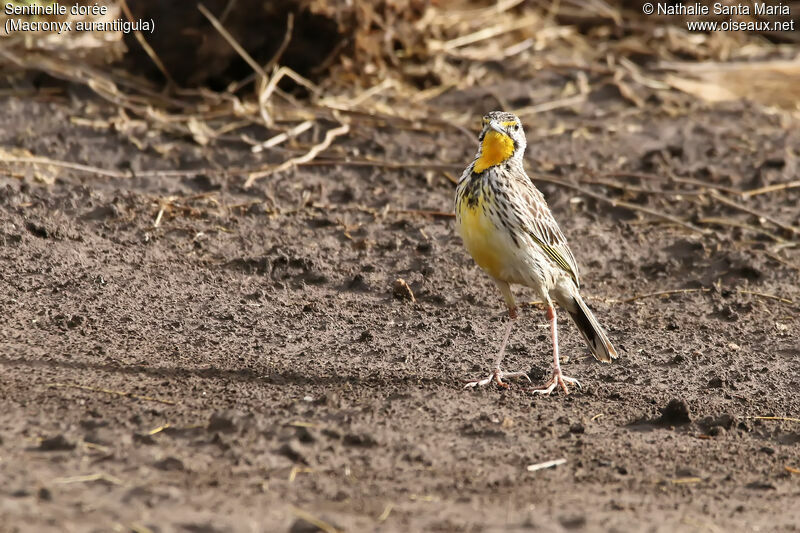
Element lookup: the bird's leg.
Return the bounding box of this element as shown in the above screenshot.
[464,281,531,389]
[531,305,581,395]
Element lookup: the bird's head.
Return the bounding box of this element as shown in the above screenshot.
[473,111,526,173]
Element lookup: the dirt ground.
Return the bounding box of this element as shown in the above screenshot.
[1,76,799,533]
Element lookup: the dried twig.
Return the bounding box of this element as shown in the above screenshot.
[613,288,797,309]
[697,217,786,243]
[431,14,539,51]
[147,424,171,435]
[48,382,176,405]
[0,153,462,181]
[741,180,800,198]
[264,13,295,73]
[245,122,350,186]
[670,477,702,484]
[301,159,461,172]
[119,0,175,85]
[527,458,566,472]
[581,177,699,196]
[709,190,800,238]
[598,170,743,196]
[442,171,458,185]
[515,94,587,117]
[1,155,127,179]
[153,206,165,228]
[534,170,710,235]
[288,466,314,482]
[377,504,393,522]
[390,208,454,218]
[616,288,711,303]
[199,1,273,129]
[737,290,798,308]
[764,251,800,272]
[745,416,800,423]
[288,506,341,533]
[53,472,122,485]
[251,120,313,153]
[198,3,265,78]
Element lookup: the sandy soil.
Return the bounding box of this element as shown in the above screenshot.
[1,83,799,533]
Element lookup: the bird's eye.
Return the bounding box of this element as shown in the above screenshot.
[512,124,519,131]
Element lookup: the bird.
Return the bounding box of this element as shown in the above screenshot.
[454,111,617,395]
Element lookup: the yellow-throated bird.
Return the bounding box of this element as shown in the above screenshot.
[454,111,617,395]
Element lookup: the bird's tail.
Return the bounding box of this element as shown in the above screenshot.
[560,292,618,363]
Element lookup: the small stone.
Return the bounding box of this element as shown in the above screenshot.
[247,202,268,216]
[343,432,378,447]
[277,440,308,464]
[294,426,317,444]
[80,204,120,221]
[559,515,587,530]
[392,278,416,302]
[322,428,341,439]
[569,423,585,434]
[153,456,185,471]
[207,410,244,433]
[38,434,76,451]
[189,174,220,191]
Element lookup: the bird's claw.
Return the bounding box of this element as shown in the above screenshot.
[464,368,531,389]
[530,371,581,395]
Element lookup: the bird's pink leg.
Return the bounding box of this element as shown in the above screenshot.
[464,304,531,389]
[531,306,581,395]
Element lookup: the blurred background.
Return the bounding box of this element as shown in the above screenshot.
[3,0,800,148]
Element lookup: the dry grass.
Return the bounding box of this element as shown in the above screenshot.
[3,0,797,148]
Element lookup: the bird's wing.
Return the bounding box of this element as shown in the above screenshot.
[516,180,581,287]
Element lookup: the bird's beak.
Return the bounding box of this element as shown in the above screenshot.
[487,120,507,135]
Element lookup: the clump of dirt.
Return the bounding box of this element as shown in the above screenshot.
[656,398,692,426]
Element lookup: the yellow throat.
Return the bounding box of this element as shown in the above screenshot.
[473,130,514,173]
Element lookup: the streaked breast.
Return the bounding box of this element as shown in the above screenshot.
[456,196,514,280]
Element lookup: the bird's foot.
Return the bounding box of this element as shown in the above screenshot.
[464,368,531,389]
[530,370,581,395]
